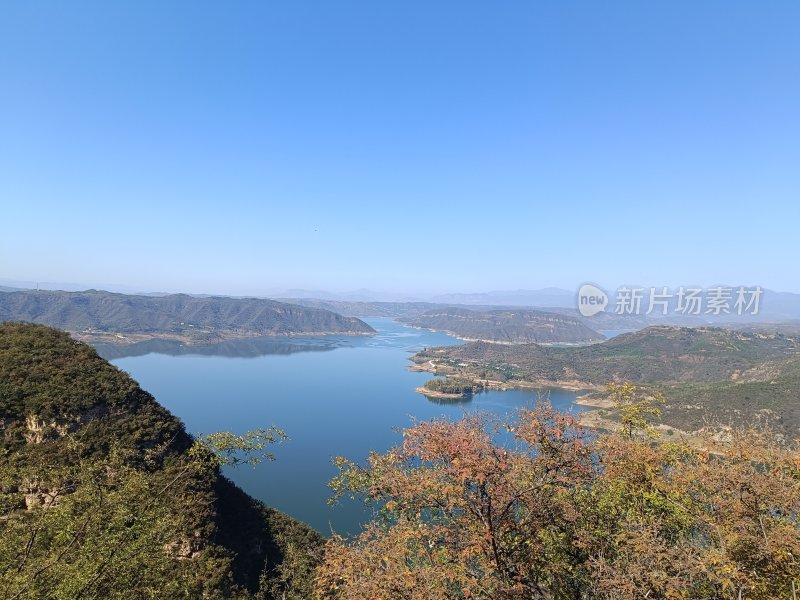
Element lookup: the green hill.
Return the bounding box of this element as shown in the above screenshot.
[0,290,375,344]
[0,322,321,599]
[412,326,800,437]
[404,307,605,344]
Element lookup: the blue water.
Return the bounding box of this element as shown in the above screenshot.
[109,318,582,535]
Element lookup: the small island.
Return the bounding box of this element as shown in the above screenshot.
[416,377,485,399]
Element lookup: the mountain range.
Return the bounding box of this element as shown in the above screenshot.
[0,289,374,343]
[403,307,605,345]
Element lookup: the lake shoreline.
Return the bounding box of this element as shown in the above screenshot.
[111,318,584,535]
[401,323,603,347]
[74,329,376,346]
[408,359,627,433]
[408,360,602,394]
[414,386,470,399]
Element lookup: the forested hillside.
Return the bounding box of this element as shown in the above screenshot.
[412,326,800,436]
[0,290,375,344]
[0,323,321,599]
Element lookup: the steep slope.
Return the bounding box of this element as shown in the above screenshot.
[0,290,375,343]
[0,323,321,598]
[404,307,605,344]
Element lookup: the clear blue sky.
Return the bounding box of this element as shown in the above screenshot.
[1,1,798,296]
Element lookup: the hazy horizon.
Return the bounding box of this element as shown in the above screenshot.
[3,277,800,305]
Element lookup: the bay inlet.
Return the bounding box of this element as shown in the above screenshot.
[105,318,583,534]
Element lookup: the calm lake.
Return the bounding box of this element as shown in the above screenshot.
[103,318,582,535]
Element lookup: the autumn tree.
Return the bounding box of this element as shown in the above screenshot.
[316,403,800,599]
[607,381,663,438]
[316,405,596,598]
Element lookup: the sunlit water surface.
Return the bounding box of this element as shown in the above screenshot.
[107,318,583,534]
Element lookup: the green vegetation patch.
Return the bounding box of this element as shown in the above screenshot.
[422,377,482,395]
[0,322,322,599]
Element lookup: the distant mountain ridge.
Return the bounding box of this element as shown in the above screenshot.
[404,307,605,345]
[429,288,575,307]
[0,289,375,343]
[281,298,441,318]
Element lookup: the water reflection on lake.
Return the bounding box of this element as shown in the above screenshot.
[94,336,342,360]
[109,318,583,535]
